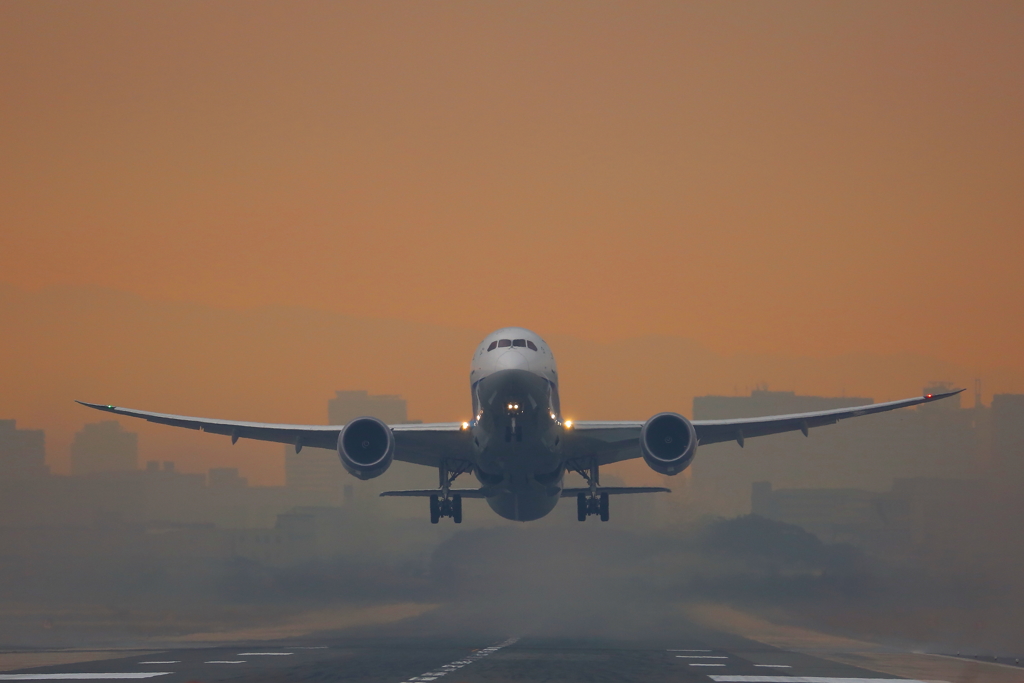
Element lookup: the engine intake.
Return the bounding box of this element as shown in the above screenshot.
[338,416,395,480]
[640,412,697,475]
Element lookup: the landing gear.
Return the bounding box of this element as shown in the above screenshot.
[430,494,462,524]
[429,459,470,523]
[576,492,609,521]
[569,457,609,522]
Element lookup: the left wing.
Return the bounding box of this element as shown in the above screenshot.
[563,389,963,466]
[75,401,472,468]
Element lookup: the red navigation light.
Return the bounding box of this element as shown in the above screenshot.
[925,394,933,399]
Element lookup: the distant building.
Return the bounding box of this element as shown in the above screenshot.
[992,394,1024,484]
[691,387,978,516]
[71,421,138,476]
[751,481,880,541]
[0,420,49,478]
[328,390,408,425]
[694,389,871,421]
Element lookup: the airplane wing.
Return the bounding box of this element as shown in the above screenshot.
[75,401,472,468]
[563,389,963,467]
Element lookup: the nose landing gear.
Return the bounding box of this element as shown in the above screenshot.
[576,492,609,522]
[430,494,463,524]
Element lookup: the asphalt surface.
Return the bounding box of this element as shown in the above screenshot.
[0,609,935,683]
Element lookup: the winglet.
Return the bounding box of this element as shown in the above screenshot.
[921,388,965,402]
[76,401,119,413]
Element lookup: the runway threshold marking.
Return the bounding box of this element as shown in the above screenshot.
[401,637,519,683]
[0,676,172,680]
[709,677,934,683]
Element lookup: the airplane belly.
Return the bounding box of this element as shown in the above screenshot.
[486,489,560,522]
[469,368,565,521]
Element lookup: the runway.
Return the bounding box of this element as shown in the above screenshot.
[0,616,946,683]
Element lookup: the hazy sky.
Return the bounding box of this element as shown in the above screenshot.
[3,1,1021,360]
[2,2,1022,479]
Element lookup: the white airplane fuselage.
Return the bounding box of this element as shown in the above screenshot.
[469,327,566,521]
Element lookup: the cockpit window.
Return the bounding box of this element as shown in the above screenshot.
[487,341,497,351]
[526,340,537,351]
[512,339,526,347]
[498,339,511,347]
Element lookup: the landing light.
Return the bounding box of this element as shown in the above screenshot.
[564,420,573,429]
[461,422,470,430]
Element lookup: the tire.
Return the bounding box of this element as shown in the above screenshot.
[577,493,587,522]
[429,494,440,524]
[452,495,463,524]
[599,492,609,522]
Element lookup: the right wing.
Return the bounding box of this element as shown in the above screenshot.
[75,401,473,469]
[562,389,963,466]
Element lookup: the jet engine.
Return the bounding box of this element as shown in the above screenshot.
[337,416,395,480]
[640,412,697,475]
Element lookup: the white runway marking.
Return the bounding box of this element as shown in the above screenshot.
[677,655,729,659]
[236,653,292,656]
[205,661,245,664]
[137,664,178,666]
[0,676,172,680]
[754,665,792,668]
[669,649,712,652]
[710,677,933,683]
[400,637,518,683]
[690,663,727,667]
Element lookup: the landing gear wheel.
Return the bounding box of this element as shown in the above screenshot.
[599,492,609,522]
[452,495,463,524]
[429,494,441,524]
[577,493,587,522]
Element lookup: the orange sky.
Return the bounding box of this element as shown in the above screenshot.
[1,2,1022,481]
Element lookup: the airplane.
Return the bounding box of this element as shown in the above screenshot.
[78,326,961,524]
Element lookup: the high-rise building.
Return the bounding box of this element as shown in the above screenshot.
[0,420,48,478]
[71,421,138,476]
[327,390,408,425]
[992,394,1024,483]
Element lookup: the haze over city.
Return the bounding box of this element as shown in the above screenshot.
[1,2,1023,681]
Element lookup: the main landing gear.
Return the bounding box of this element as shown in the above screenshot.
[576,492,609,522]
[429,459,471,524]
[430,494,462,524]
[568,457,609,522]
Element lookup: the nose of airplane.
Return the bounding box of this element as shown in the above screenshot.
[496,349,530,371]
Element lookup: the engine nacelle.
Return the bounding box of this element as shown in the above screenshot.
[640,412,697,476]
[337,416,395,480]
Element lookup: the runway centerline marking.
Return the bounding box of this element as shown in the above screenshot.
[136,663,178,666]
[205,661,245,664]
[690,663,727,667]
[400,637,518,683]
[754,665,792,668]
[0,676,173,680]
[677,655,729,659]
[669,649,712,652]
[236,653,292,656]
